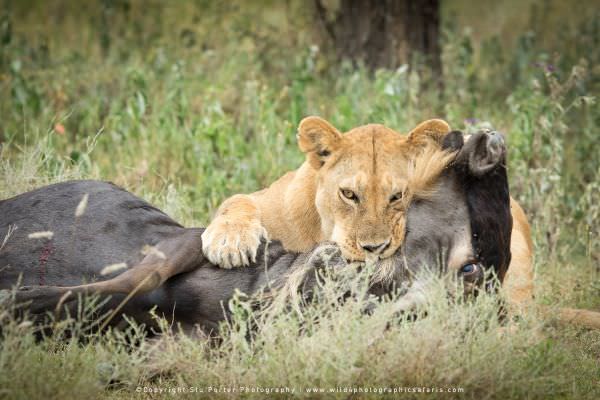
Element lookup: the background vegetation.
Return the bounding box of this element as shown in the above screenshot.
[0,0,599,398]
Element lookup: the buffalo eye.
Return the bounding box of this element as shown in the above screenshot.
[460,263,479,276]
[340,188,359,203]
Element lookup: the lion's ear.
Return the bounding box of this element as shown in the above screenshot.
[407,119,452,146]
[297,116,342,169]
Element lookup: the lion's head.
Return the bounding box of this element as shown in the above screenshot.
[297,116,450,262]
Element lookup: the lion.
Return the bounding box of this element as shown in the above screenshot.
[201,116,451,268]
[503,199,535,310]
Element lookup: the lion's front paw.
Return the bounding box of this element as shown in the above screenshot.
[201,216,268,268]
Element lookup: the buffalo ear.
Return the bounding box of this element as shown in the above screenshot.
[407,119,452,146]
[459,131,506,176]
[297,116,343,169]
[441,130,464,151]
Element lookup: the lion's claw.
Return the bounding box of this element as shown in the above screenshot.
[201,217,268,269]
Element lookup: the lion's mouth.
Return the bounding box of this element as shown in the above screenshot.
[339,242,397,264]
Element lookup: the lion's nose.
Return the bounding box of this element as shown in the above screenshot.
[360,239,391,254]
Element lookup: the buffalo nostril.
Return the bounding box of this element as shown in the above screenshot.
[360,239,391,254]
[489,131,505,144]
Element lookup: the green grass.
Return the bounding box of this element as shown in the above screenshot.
[1,1,599,399]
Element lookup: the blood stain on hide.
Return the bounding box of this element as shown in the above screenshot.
[38,241,53,286]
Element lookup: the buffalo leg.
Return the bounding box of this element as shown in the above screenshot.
[15,229,205,313]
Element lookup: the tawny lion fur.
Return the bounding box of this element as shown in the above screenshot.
[202,117,452,269]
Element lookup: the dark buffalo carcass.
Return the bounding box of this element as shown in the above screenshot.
[0,131,515,333]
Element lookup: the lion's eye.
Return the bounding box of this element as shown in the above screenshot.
[389,192,403,203]
[340,189,359,203]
